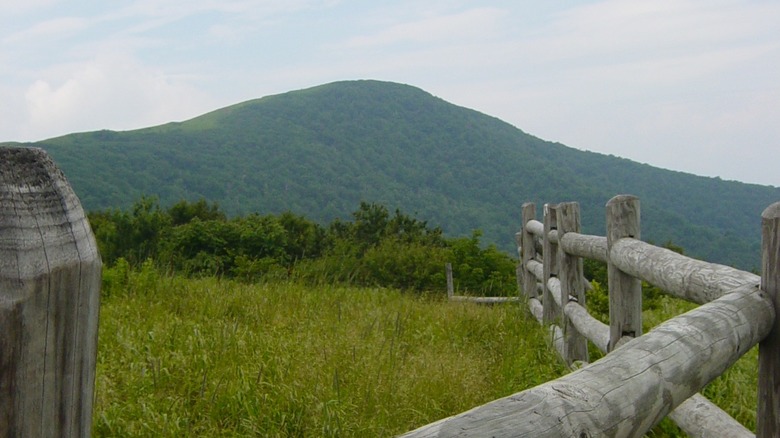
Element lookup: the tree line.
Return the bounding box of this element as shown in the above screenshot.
[89,197,517,295]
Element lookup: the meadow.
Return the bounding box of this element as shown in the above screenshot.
[94,262,566,436]
[92,262,760,437]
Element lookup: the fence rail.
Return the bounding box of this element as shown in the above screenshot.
[403,195,780,437]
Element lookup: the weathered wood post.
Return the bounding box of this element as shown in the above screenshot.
[606,195,642,351]
[557,202,588,365]
[521,203,537,300]
[515,231,523,296]
[758,201,780,437]
[0,148,101,437]
[542,204,559,324]
[446,262,454,299]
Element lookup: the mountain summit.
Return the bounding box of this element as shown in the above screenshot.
[12,80,780,269]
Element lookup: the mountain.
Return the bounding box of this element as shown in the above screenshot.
[3,80,778,270]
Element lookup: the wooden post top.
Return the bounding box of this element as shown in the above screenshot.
[606,194,640,205]
[0,147,100,280]
[763,202,780,221]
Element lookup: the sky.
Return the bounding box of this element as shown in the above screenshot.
[1,0,779,186]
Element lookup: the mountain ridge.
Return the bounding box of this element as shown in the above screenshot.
[4,79,778,270]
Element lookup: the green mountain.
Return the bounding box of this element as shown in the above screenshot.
[4,80,778,270]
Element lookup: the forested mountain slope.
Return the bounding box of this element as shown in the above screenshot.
[5,80,778,269]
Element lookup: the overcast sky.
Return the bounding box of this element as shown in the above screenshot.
[2,0,778,186]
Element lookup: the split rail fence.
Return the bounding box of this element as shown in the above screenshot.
[404,195,780,437]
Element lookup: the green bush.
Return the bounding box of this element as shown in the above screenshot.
[90,197,517,295]
[359,239,450,291]
[448,231,517,296]
[101,257,131,298]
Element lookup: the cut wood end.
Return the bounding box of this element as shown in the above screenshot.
[0,147,63,184]
[762,202,780,220]
[0,146,100,277]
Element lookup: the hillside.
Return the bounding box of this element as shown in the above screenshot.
[4,80,778,269]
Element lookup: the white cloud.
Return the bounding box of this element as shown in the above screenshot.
[20,55,215,140]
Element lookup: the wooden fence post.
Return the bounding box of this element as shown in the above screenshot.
[0,148,101,437]
[558,202,588,365]
[446,262,454,299]
[758,201,780,437]
[606,195,642,351]
[515,231,523,296]
[543,204,560,324]
[521,203,537,300]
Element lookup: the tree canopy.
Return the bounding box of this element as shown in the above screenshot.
[93,198,517,296]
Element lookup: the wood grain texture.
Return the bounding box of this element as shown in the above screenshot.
[557,202,588,365]
[507,195,759,437]
[668,393,753,438]
[0,148,101,438]
[542,204,559,324]
[610,238,759,304]
[526,259,543,281]
[546,277,562,308]
[758,201,780,437]
[528,297,544,323]
[563,301,609,353]
[524,218,543,237]
[606,195,642,352]
[401,284,772,437]
[559,232,608,263]
[521,204,537,300]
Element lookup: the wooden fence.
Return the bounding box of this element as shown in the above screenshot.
[0,148,101,437]
[403,195,780,437]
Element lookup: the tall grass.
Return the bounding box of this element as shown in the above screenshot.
[94,264,567,436]
[95,264,760,436]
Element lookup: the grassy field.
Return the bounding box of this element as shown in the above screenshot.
[93,264,759,437]
[95,264,567,436]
